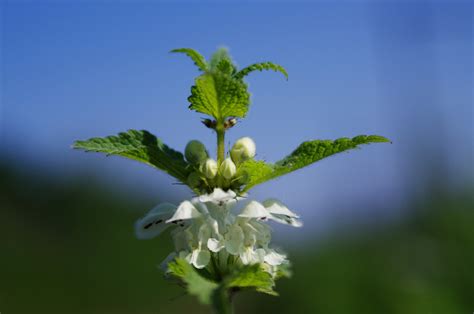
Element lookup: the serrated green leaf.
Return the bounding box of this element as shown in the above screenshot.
[188,72,250,119]
[234,62,288,80]
[209,47,233,71]
[215,58,237,76]
[171,48,208,72]
[240,135,390,192]
[224,264,277,296]
[168,258,218,304]
[72,130,191,184]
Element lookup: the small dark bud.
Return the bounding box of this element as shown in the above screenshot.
[224,118,237,129]
[201,119,217,129]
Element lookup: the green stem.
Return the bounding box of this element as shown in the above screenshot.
[216,123,226,165]
[212,287,234,314]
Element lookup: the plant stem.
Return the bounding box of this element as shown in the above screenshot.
[212,288,234,314]
[216,123,225,165]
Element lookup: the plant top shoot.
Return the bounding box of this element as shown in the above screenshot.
[73,47,390,313]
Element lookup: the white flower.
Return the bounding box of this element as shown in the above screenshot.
[198,188,237,204]
[135,203,176,239]
[238,201,269,219]
[224,223,244,255]
[230,137,256,164]
[263,249,287,266]
[166,200,202,223]
[134,188,301,276]
[263,199,303,227]
[238,199,302,227]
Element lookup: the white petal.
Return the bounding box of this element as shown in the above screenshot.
[263,199,302,227]
[225,224,244,255]
[267,215,303,227]
[255,248,266,262]
[198,224,211,243]
[166,200,201,223]
[249,220,272,247]
[190,249,210,269]
[207,238,225,252]
[238,201,269,219]
[190,198,209,214]
[199,188,237,204]
[263,199,299,218]
[264,249,287,266]
[207,217,220,235]
[239,247,255,265]
[135,203,176,239]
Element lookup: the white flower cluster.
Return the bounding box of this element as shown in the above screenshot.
[135,188,302,276]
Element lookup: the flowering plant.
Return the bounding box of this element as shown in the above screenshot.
[73,47,389,313]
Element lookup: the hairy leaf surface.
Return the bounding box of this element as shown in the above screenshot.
[73,130,191,184]
[171,48,208,72]
[239,135,390,192]
[188,73,250,119]
[234,62,288,80]
[168,258,218,304]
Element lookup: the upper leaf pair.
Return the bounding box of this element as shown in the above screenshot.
[171,47,287,121]
[72,130,390,194]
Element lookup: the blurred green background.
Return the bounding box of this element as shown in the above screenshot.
[1,1,473,313]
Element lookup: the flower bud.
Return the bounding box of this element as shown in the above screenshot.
[230,137,256,164]
[187,171,202,188]
[203,158,218,179]
[185,140,209,165]
[219,158,236,180]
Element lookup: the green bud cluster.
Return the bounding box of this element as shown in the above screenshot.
[183,137,257,194]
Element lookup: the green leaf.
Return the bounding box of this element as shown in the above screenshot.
[72,130,191,184]
[240,135,391,192]
[215,58,237,76]
[274,263,292,280]
[171,48,208,72]
[209,47,233,71]
[234,62,288,80]
[188,72,250,119]
[224,264,277,296]
[168,258,218,304]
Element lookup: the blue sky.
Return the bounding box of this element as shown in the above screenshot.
[1,1,472,238]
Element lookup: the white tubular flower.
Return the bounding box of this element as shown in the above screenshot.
[224,224,244,255]
[263,249,287,266]
[199,188,237,204]
[240,247,265,265]
[219,158,237,180]
[207,237,225,253]
[135,188,300,277]
[166,200,202,223]
[187,224,211,269]
[238,201,269,219]
[248,220,272,248]
[203,158,218,179]
[135,203,177,239]
[263,199,303,227]
[230,137,256,164]
[188,248,211,269]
